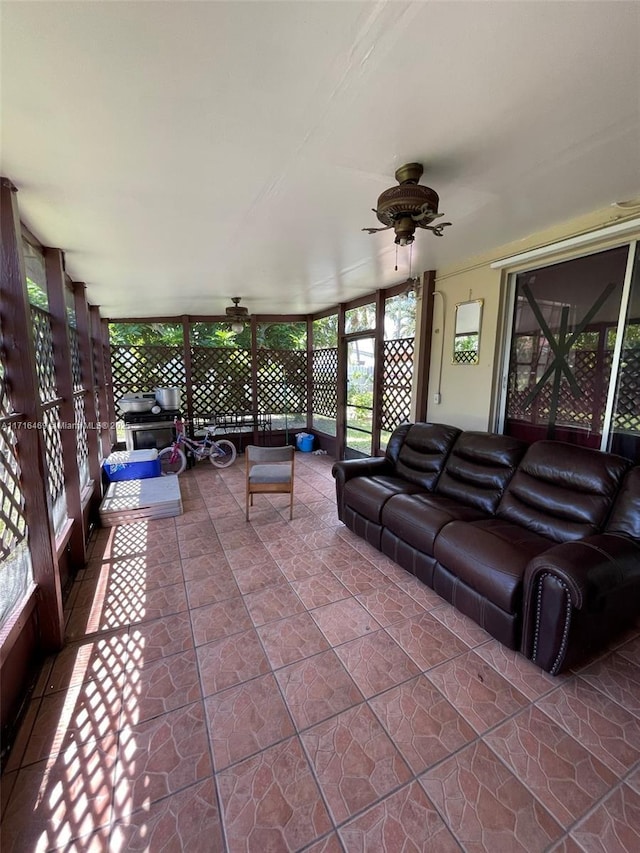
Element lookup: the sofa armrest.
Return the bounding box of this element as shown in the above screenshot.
[332,457,394,521]
[522,534,640,674]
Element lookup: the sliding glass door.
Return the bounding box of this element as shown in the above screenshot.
[500,241,640,461]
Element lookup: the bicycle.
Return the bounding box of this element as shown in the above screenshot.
[158,418,237,475]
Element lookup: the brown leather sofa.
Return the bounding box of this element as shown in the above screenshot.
[332,422,640,674]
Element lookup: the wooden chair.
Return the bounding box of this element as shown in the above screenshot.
[245,444,295,521]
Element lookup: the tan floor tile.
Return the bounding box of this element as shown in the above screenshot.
[369,675,476,774]
[1,735,117,852]
[309,597,380,646]
[290,573,350,609]
[275,649,364,730]
[204,673,295,769]
[537,677,640,776]
[120,648,201,726]
[301,703,411,823]
[190,595,253,646]
[185,568,240,608]
[485,705,617,827]
[426,649,529,733]
[334,629,420,698]
[244,581,305,626]
[216,737,331,851]
[114,703,212,817]
[258,611,330,668]
[196,627,270,696]
[385,612,469,671]
[570,783,640,852]
[110,778,224,852]
[340,781,460,852]
[420,740,562,851]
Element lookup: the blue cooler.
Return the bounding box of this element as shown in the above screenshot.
[296,433,314,452]
[103,449,161,481]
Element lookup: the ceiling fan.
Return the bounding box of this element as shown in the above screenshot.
[362,163,452,246]
[225,297,249,334]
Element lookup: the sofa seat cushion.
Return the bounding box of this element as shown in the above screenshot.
[343,476,426,523]
[381,493,488,556]
[433,518,553,614]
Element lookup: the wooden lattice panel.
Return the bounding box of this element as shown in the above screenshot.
[614,348,640,433]
[256,350,307,416]
[74,394,90,485]
[30,306,58,403]
[453,350,479,365]
[507,348,613,431]
[0,366,28,559]
[69,327,83,392]
[312,348,338,418]
[381,338,413,432]
[111,345,185,412]
[42,406,66,515]
[190,347,252,417]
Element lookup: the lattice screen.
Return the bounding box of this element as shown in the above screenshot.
[453,350,479,365]
[507,349,613,431]
[190,347,252,417]
[0,357,33,625]
[614,349,640,433]
[381,338,414,432]
[256,350,307,418]
[31,306,57,403]
[0,365,28,560]
[30,306,67,532]
[69,327,83,392]
[312,348,338,418]
[111,345,185,413]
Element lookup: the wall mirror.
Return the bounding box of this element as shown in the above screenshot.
[453,298,483,364]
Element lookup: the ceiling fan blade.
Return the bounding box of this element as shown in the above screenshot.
[362,225,393,234]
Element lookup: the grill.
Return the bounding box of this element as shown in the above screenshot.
[123,409,181,451]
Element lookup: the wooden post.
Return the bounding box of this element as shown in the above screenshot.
[73,283,102,497]
[182,315,194,433]
[372,289,386,455]
[101,319,116,447]
[306,315,313,432]
[413,270,436,422]
[336,303,347,459]
[250,316,259,447]
[0,178,64,651]
[44,248,85,568]
[90,305,111,459]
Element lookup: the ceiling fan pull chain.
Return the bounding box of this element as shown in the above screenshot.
[395,243,398,272]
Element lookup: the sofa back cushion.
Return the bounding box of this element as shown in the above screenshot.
[394,422,461,491]
[435,432,528,514]
[607,466,640,539]
[497,440,630,542]
[385,422,413,465]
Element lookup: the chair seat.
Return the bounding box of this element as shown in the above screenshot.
[249,463,292,484]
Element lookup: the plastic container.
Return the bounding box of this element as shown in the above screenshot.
[103,449,161,481]
[296,433,314,452]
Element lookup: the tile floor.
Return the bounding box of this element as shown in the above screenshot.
[2,453,640,851]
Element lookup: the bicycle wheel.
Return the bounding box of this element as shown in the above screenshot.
[158,446,187,475]
[209,439,237,468]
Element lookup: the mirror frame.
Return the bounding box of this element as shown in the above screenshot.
[452,298,483,365]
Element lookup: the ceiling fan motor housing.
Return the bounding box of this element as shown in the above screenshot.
[375,163,440,227]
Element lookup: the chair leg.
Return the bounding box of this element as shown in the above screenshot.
[246,489,250,522]
[289,491,293,521]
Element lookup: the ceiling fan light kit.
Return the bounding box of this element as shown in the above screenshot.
[363,162,452,246]
[225,296,249,334]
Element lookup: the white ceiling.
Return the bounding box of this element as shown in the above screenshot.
[2,1,639,319]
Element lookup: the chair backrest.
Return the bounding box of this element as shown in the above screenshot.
[246,445,294,465]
